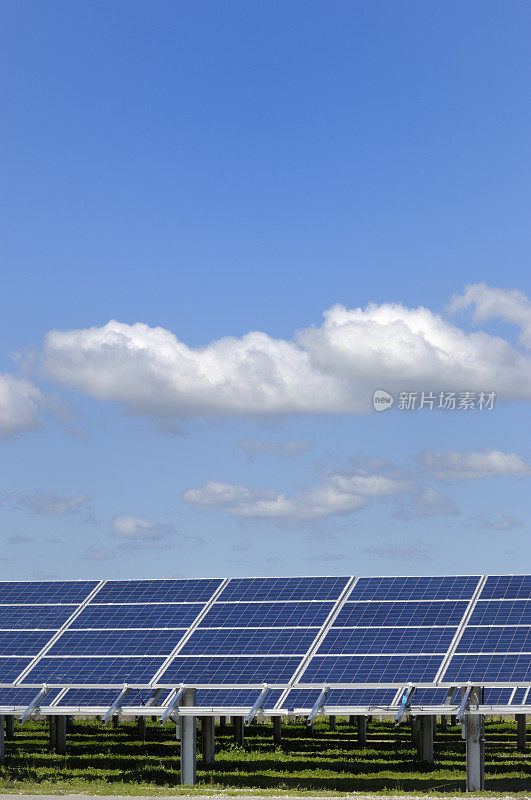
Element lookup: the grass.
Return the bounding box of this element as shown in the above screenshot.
[0,715,528,796]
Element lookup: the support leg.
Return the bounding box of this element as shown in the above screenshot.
[65,716,74,734]
[202,716,215,768]
[440,714,447,733]
[349,714,356,727]
[516,714,527,753]
[233,716,244,746]
[56,715,66,755]
[418,716,434,764]
[49,716,56,751]
[451,715,457,726]
[329,714,336,731]
[273,716,282,744]
[180,689,197,786]
[465,688,485,792]
[0,714,4,766]
[5,715,14,739]
[137,716,146,742]
[357,715,367,747]
[112,715,119,728]
[219,715,226,732]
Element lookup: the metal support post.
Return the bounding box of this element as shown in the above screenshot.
[329,715,336,731]
[516,714,527,752]
[440,715,447,732]
[112,715,119,728]
[65,716,74,734]
[357,715,367,747]
[137,716,146,742]
[180,689,197,785]
[5,715,14,739]
[465,688,485,792]
[233,716,244,745]
[0,715,4,766]
[273,716,282,743]
[349,714,355,727]
[219,715,226,731]
[55,715,66,755]
[49,716,56,751]
[451,715,457,726]
[201,716,215,767]
[418,715,434,764]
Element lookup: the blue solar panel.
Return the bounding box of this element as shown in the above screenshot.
[285,687,397,708]
[94,579,222,604]
[348,576,480,601]
[482,687,513,704]
[159,655,300,684]
[0,580,97,604]
[410,687,453,704]
[200,601,334,628]
[194,688,283,707]
[444,654,531,683]
[47,629,186,656]
[0,605,76,630]
[59,687,158,706]
[456,626,531,653]
[0,688,60,707]
[334,600,467,627]
[319,627,456,655]
[71,602,203,629]
[22,656,165,684]
[301,654,442,683]
[469,600,531,625]
[0,631,55,656]
[511,687,529,704]
[179,627,317,656]
[480,575,531,600]
[218,576,350,603]
[0,658,33,682]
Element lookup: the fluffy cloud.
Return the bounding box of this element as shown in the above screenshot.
[111,514,203,550]
[236,439,312,459]
[418,449,530,479]
[394,486,460,520]
[82,545,116,561]
[41,284,531,419]
[0,374,42,438]
[15,491,90,515]
[450,283,531,348]
[183,470,413,523]
[469,512,523,531]
[362,542,433,562]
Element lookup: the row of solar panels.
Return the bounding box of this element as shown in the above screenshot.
[0,574,529,689]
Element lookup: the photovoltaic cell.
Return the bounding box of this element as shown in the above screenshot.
[218,576,349,603]
[180,627,317,656]
[348,576,480,602]
[334,601,467,627]
[482,687,513,704]
[444,654,531,683]
[480,575,531,600]
[0,630,55,656]
[0,605,75,629]
[0,688,60,707]
[285,687,397,709]
[59,687,157,706]
[194,688,283,707]
[0,581,97,605]
[410,687,453,705]
[71,603,203,629]
[94,579,222,604]
[46,629,186,656]
[301,654,442,683]
[319,627,456,655]
[200,601,334,628]
[159,655,300,684]
[0,658,33,682]
[469,600,531,626]
[456,626,531,654]
[22,656,166,685]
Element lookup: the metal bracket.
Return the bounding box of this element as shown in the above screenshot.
[18,685,48,724]
[159,686,186,725]
[102,685,130,725]
[307,687,329,726]
[456,685,473,723]
[244,685,270,725]
[395,684,415,724]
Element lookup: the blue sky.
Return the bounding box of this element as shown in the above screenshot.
[0,0,529,581]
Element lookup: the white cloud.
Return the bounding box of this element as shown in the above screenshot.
[15,491,90,515]
[469,512,523,532]
[41,285,531,419]
[183,469,412,524]
[110,514,204,550]
[450,283,531,348]
[236,439,311,459]
[362,542,433,562]
[418,449,530,479]
[0,374,42,438]
[82,545,116,561]
[394,486,460,520]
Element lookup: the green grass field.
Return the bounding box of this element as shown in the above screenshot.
[0,716,528,796]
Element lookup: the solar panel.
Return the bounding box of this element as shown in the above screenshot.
[348,576,480,601]
[456,626,531,654]
[469,600,531,626]
[319,627,456,655]
[179,627,318,656]
[0,687,60,707]
[58,687,159,706]
[0,631,57,656]
[0,580,98,604]
[334,600,468,627]
[94,579,222,604]
[0,658,34,682]
[71,603,204,629]
[443,654,531,683]
[46,629,187,656]
[410,687,453,705]
[285,687,397,709]
[200,601,334,628]
[480,575,531,600]
[194,688,283,707]
[218,576,349,603]
[158,655,301,684]
[22,655,166,685]
[300,654,442,684]
[0,605,77,629]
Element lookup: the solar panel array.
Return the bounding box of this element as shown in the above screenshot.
[0,574,529,713]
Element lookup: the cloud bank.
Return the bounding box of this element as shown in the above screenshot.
[0,374,42,438]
